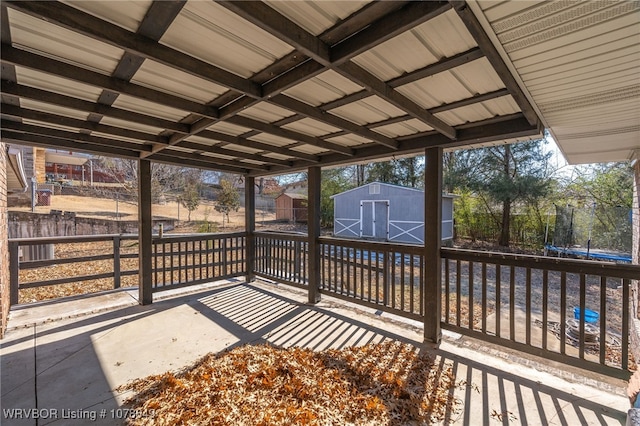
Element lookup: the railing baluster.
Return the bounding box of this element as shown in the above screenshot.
[420,254,424,316]
[560,272,567,355]
[445,258,450,324]
[579,273,586,359]
[9,242,19,305]
[468,261,474,330]
[599,275,607,365]
[496,264,501,338]
[113,236,121,289]
[400,253,405,311]
[391,252,396,309]
[623,278,630,370]
[456,259,461,327]
[510,266,515,341]
[481,262,487,334]
[542,270,548,350]
[526,267,531,346]
[410,254,415,315]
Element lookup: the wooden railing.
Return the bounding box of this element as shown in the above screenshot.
[8,234,139,304]
[9,233,246,303]
[254,232,308,289]
[9,232,639,377]
[253,234,638,378]
[319,237,424,321]
[152,232,245,291]
[441,248,637,378]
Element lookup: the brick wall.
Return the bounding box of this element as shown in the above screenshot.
[1,142,9,338]
[34,147,47,184]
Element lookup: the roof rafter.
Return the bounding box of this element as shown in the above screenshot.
[219,0,457,140]
[3,0,261,98]
[450,0,539,126]
[1,80,190,134]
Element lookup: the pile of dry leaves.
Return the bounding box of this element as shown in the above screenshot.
[118,341,458,425]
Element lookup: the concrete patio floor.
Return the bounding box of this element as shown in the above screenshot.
[1,279,631,425]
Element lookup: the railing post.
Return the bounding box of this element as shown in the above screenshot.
[138,159,153,305]
[424,146,443,345]
[9,242,20,305]
[308,166,321,303]
[113,236,121,289]
[245,176,255,282]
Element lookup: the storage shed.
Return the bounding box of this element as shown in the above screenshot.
[332,182,455,244]
[275,192,308,222]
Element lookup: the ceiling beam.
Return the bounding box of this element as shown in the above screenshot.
[269,94,398,150]
[255,115,540,176]
[1,120,152,153]
[1,80,190,134]
[148,152,252,174]
[226,115,354,156]
[450,1,539,126]
[388,48,484,88]
[175,140,292,167]
[218,1,331,66]
[1,44,218,120]
[1,103,169,144]
[148,148,270,172]
[1,130,142,160]
[337,62,457,139]
[196,129,320,163]
[330,1,452,65]
[3,0,260,98]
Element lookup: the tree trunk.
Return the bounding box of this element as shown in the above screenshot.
[500,198,511,246]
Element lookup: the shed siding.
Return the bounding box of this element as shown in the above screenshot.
[333,183,454,244]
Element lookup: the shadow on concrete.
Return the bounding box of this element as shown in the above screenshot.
[1,281,628,425]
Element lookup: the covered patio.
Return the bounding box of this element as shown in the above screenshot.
[1,0,639,423]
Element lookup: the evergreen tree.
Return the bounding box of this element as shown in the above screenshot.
[445,140,552,247]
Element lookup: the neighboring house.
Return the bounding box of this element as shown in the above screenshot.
[331,182,455,244]
[275,192,308,222]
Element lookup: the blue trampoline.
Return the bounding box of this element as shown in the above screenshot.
[545,244,631,263]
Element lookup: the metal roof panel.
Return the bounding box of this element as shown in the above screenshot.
[60,0,152,32]
[15,67,103,102]
[352,9,477,81]
[131,60,229,104]
[284,70,365,106]
[111,94,191,121]
[160,1,294,78]
[8,8,123,75]
[265,0,368,35]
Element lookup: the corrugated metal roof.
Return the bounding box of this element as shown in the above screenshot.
[2,0,556,177]
[160,1,294,78]
[470,0,640,164]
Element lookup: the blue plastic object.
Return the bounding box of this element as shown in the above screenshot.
[573,307,599,324]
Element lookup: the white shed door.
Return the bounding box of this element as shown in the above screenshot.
[360,200,389,239]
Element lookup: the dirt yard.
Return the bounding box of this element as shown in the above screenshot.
[10,194,266,227]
